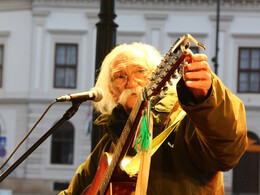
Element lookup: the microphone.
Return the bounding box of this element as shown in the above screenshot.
[56,87,103,102]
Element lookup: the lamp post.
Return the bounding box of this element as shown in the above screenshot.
[91,0,118,151]
[212,0,221,75]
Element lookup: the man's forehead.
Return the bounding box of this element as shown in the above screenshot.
[112,63,145,74]
[111,57,146,69]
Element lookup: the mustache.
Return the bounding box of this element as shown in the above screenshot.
[118,86,142,106]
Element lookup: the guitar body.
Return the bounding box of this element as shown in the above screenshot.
[82,153,137,195]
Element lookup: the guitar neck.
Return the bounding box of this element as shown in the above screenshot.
[98,95,144,194]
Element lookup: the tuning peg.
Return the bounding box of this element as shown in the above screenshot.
[178,61,188,75]
[178,68,182,75]
[168,80,173,86]
[158,86,168,98]
[171,73,179,79]
[158,91,165,98]
[183,61,189,66]
[162,86,168,92]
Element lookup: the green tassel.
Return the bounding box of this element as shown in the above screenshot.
[134,101,151,153]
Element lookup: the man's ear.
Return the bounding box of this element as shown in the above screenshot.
[108,84,119,102]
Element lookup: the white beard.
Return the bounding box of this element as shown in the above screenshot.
[118,86,143,106]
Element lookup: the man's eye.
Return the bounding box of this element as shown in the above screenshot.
[114,75,126,80]
[136,69,147,74]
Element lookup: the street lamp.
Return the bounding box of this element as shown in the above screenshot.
[212,0,221,75]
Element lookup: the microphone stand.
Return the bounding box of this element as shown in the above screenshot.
[0,101,82,182]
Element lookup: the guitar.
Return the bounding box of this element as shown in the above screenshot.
[82,34,205,195]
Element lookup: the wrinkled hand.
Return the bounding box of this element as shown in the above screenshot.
[183,53,212,102]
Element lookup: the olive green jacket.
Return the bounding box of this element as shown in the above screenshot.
[60,75,248,195]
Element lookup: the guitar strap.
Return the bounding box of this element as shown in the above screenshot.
[124,103,186,192]
[135,114,153,195]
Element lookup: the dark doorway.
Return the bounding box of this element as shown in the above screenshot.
[232,131,259,194]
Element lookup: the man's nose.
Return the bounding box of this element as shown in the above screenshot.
[126,77,139,88]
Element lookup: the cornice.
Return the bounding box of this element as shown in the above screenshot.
[0,98,29,104]
[144,13,168,20]
[0,31,11,37]
[0,0,259,12]
[0,0,32,11]
[232,33,260,39]
[168,32,208,38]
[32,0,100,9]
[32,10,50,17]
[116,0,260,12]
[209,15,234,22]
[245,105,260,111]
[47,29,88,35]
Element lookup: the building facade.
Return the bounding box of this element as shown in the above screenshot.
[0,0,260,194]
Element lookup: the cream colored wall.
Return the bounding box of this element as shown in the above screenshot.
[0,0,259,194]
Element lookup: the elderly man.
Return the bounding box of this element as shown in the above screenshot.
[60,39,247,194]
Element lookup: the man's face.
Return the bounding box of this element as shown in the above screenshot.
[110,61,150,113]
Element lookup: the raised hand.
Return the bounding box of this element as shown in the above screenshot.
[183,53,212,102]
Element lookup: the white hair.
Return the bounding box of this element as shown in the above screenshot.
[93,42,163,115]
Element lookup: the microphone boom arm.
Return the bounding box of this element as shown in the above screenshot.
[0,101,82,182]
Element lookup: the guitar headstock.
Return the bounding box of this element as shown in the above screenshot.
[144,34,205,99]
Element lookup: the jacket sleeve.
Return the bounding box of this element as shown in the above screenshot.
[177,73,248,172]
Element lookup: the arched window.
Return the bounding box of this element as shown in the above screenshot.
[51,121,74,164]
